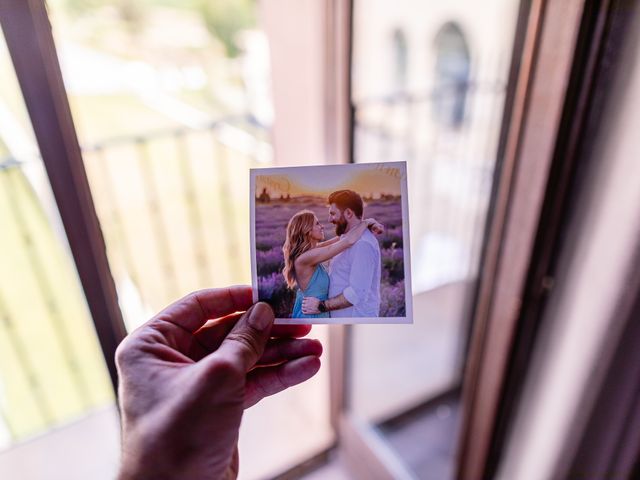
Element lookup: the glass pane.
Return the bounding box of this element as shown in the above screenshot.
[47,0,270,318]
[348,0,522,476]
[43,1,331,478]
[0,30,113,448]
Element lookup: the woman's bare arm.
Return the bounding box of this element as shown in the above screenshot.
[316,236,340,248]
[316,219,383,249]
[297,220,372,267]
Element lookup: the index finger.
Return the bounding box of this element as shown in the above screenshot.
[195,319,312,354]
[150,286,254,333]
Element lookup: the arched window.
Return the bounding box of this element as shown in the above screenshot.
[391,29,408,93]
[432,22,470,128]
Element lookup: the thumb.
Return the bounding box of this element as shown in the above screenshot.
[215,302,274,372]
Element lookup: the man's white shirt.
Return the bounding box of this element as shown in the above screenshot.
[329,229,381,317]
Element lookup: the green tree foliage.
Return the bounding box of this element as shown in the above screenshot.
[62,0,257,58]
[63,0,105,14]
[197,0,256,57]
[64,0,143,33]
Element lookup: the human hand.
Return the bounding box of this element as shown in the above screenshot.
[371,222,384,235]
[365,218,385,235]
[116,286,322,480]
[301,296,321,315]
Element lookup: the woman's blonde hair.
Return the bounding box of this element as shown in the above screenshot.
[282,210,317,288]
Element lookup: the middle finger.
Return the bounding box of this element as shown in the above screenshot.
[194,315,313,353]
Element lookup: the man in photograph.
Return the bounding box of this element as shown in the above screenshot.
[302,189,381,318]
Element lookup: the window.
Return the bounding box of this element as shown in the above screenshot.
[433,22,471,128]
[348,0,520,476]
[391,29,408,93]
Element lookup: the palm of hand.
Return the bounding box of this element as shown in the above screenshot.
[117,287,321,480]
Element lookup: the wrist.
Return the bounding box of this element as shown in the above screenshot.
[118,423,179,480]
[318,300,328,312]
[119,451,159,480]
[118,430,157,480]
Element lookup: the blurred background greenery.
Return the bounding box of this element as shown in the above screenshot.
[1,0,273,455]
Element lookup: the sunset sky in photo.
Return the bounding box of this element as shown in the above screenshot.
[255,164,403,199]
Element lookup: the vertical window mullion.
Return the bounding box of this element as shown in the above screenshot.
[0,0,127,392]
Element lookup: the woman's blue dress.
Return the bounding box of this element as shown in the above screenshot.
[292,264,330,318]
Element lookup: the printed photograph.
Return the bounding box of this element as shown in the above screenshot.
[250,162,412,324]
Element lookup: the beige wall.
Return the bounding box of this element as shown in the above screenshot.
[259,0,328,167]
[260,0,521,167]
[351,0,519,100]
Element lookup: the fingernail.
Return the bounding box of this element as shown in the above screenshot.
[249,303,273,330]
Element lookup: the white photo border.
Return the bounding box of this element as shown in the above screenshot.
[250,161,413,324]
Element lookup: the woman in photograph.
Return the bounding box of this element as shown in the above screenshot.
[283,210,382,318]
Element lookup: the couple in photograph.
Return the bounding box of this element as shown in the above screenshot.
[282,190,383,318]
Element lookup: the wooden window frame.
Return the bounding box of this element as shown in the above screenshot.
[326,0,541,476]
[328,0,539,476]
[560,0,640,460]
[0,0,126,391]
[493,0,640,477]
[457,0,638,477]
[4,0,636,477]
[332,0,636,477]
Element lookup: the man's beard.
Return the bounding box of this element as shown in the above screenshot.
[334,216,348,236]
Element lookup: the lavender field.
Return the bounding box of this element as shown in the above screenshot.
[255,197,406,318]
